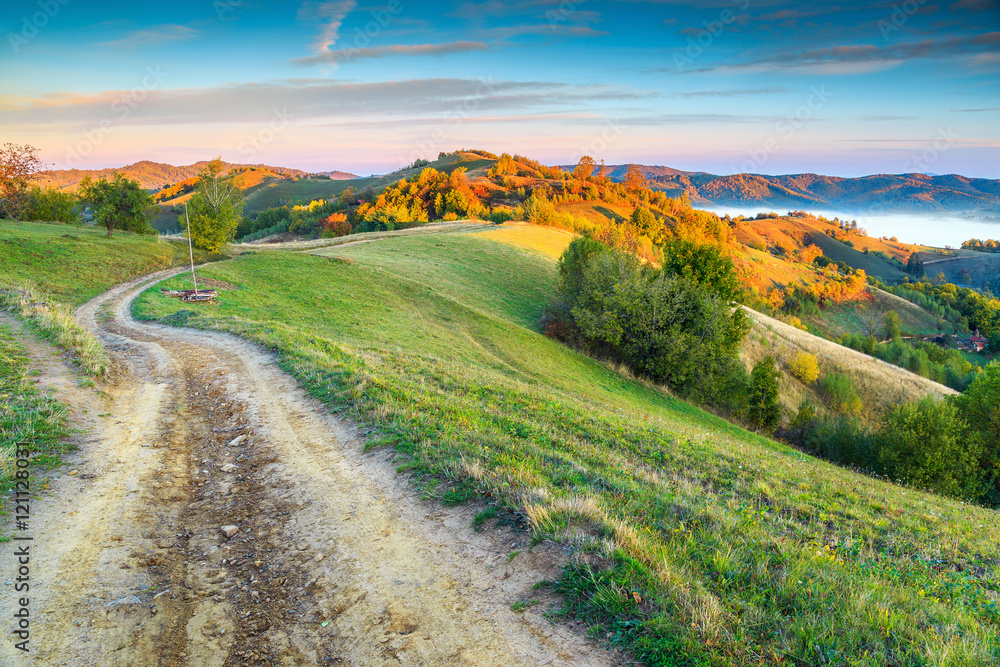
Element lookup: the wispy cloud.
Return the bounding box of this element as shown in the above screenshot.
[952,107,1000,112]
[298,0,358,54]
[669,31,1000,74]
[99,24,198,48]
[673,87,789,98]
[295,41,490,65]
[0,78,648,128]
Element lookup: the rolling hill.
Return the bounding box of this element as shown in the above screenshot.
[593,165,1000,214]
[130,223,999,666]
[37,160,357,192]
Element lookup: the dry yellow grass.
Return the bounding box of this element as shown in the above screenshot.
[473,223,576,259]
[741,306,955,418]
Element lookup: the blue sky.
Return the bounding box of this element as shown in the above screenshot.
[1,0,997,177]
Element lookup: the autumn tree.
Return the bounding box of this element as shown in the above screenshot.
[186,158,244,252]
[788,352,819,384]
[79,174,155,237]
[574,156,596,180]
[623,164,646,193]
[0,143,44,220]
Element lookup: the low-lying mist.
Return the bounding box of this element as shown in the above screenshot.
[699,205,1000,248]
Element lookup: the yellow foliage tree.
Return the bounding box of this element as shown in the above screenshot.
[788,352,820,384]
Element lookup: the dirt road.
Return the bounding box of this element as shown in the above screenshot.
[1,271,619,666]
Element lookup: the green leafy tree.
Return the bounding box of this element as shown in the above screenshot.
[569,249,750,396]
[747,357,781,430]
[877,397,983,500]
[989,331,1000,354]
[22,186,81,224]
[79,174,155,237]
[557,236,608,305]
[630,207,657,237]
[905,252,924,277]
[186,158,244,252]
[0,143,43,220]
[660,238,742,303]
[951,361,1000,505]
[883,310,902,342]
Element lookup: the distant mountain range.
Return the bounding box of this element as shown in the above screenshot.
[578,165,1000,215]
[38,161,358,191]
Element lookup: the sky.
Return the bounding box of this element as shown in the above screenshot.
[1,0,998,177]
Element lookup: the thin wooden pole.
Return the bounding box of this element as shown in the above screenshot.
[185,202,198,294]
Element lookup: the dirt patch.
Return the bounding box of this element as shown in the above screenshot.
[0,270,624,666]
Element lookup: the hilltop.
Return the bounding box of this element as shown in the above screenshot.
[37,160,358,192]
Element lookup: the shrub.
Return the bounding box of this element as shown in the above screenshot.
[787,352,819,384]
[951,361,1000,505]
[566,247,749,398]
[877,397,983,500]
[21,186,82,224]
[820,372,862,415]
[321,213,352,238]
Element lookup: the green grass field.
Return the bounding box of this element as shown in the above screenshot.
[0,324,71,503]
[134,226,1000,666]
[0,220,221,306]
[805,227,906,284]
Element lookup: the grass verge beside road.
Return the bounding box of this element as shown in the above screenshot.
[133,228,999,666]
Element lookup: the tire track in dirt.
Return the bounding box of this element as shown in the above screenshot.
[2,270,623,666]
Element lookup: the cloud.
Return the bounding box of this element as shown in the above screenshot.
[857,114,919,121]
[950,0,997,11]
[952,107,1000,112]
[99,25,198,48]
[0,78,649,128]
[670,31,1000,74]
[295,41,490,65]
[299,0,358,54]
[673,87,789,98]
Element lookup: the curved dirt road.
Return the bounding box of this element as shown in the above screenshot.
[2,271,618,666]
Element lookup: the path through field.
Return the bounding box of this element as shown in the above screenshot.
[1,270,618,666]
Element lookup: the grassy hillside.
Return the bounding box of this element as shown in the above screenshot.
[0,220,219,306]
[0,324,72,497]
[803,289,945,340]
[741,307,955,418]
[134,226,999,666]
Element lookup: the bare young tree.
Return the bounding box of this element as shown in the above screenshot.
[858,302,886,340]
[0,143,43,220]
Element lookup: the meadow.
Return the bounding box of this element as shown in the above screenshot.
[0,323,70,498]
[134,225,1000,666]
